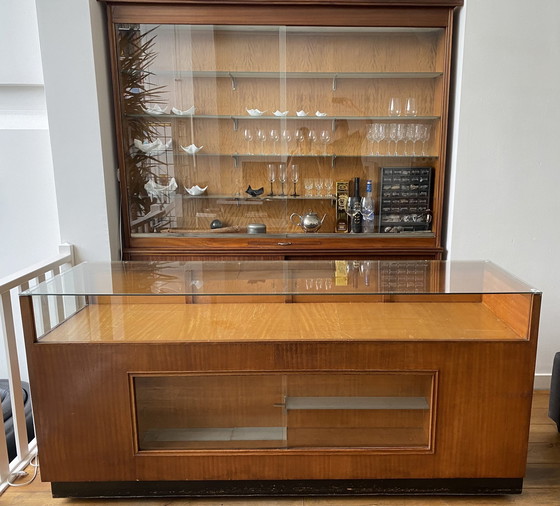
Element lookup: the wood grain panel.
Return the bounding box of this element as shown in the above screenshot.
[37,300,526,343]
[110,5,453,28]
[482,293,532,339]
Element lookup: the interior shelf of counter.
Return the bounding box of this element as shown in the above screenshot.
[285,396,429,410]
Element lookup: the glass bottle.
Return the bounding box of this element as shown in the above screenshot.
[361,179,375,233]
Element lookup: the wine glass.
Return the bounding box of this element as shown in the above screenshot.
[388,123,398,155]
[267,163,276,196]
[295,128,305,153]
[405,97,417,117]
[308,129,318,154]
[345,197,362,233]
[314,178,324,197]
[413,124,424,156]
[281,129,292,153]
[269,129,279,154]
[396,123,406,156]
[243,128,253,154]
[303,178,314,197]
[319,130,331,155]
[388,97,401,117]
[278,163,287,196]
[324,179,334,197]
[421,124,431,155]
[405,124,415,155]
[290,164,299,196]
[372,123,386,156]
[366,124,375,155]
[256,129,267,154]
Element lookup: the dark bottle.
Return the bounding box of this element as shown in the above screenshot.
[349,177,363,233]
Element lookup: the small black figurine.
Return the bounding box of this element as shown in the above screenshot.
[245,185,264,197]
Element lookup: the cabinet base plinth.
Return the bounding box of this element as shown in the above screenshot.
[51,478,523,498]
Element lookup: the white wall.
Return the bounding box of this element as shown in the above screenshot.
[0,0,60,278]
[35,0,120,264]
[447,0,560,381]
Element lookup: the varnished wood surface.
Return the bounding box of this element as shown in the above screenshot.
[105,0,458,257]
[4,390,556,505]
[38,301,524,343]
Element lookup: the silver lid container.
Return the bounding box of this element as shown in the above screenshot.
[247,223,266,234]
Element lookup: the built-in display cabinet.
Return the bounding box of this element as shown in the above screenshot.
[21,260,540,497]
[103,0,463,260]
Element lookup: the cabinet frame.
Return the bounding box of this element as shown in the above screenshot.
[103,0,461,259]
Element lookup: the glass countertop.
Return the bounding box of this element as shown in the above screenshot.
[20,260,539,297]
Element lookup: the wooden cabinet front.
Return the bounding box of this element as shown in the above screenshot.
[104,0,462,260]
[20,259,540,497]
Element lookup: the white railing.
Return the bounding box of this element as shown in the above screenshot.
[0,244,75,494]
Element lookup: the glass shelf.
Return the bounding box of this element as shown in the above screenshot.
[183,194,335,201]
[126,113,440,122]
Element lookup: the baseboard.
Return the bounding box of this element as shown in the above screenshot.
[534,373,551,390]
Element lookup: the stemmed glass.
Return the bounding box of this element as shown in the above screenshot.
[366,125,375,155]
[281,129,292,153]
[304,178,314,197]
[308,129,318,154]
[269,129,279,155]
[388,123,398,155]
[267,163,276,196]
[420,124,431,155]
[405,124,415,155]
[278,163,287,196]
[374,123,387,155]
[243,128,253,154]
[413,124,424,156]
[256,129,267,155]
[324,179,334,197]
[295,128,305,153]
[396,123,406,156]
[290,164,299,196]
[314,178,324,197]
[319,130,331,155]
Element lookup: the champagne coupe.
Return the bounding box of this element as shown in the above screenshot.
[243,128,253,154]
[290,164,299,196]
[281,129,292,153]
[304,178,314,197]
[314,178,324,197]
[267,163,276,196]
[295,128,305,153]
[388,97,401,117]
[405,97,417,117]
[269,129,280,155]
[278,163,287,196]
[373,122,386,156]
[256,129,267,155]
[319,129,331,156]
[388,123,398,155]
[308,129,318,154]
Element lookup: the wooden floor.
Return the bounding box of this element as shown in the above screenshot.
[4,391,560,505]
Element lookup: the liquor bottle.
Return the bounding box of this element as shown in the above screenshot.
[348,177,363,233]
[361,179,375,233]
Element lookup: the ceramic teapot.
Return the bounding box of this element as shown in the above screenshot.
[290,211,327,233]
